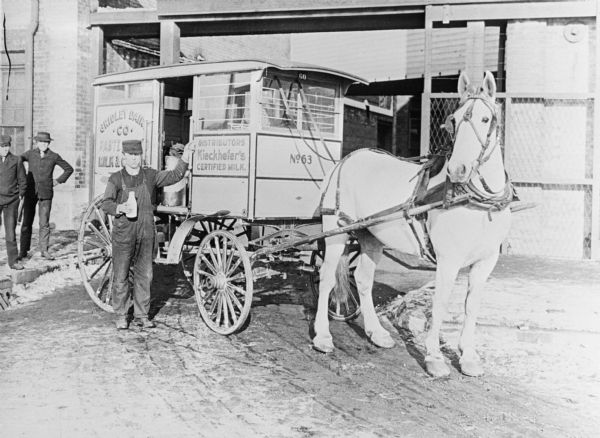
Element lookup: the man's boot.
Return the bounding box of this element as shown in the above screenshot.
[10,262,24,270]
[135,317,156,329]
[115,315,129,330]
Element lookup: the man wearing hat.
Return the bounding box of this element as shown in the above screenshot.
[19,131,73,260]
[101,139,194,329]
[0,135,27,270]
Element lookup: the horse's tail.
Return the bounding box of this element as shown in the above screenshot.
[333,249,352,306]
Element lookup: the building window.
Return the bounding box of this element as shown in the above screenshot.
[0,65,25,155]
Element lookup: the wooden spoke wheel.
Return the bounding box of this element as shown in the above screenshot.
[193,230,253,335]
[309,238,361,321]
[181,218,247,286]
[77,196,115,312]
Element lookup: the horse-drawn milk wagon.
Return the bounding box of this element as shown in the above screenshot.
[78,59,376,334]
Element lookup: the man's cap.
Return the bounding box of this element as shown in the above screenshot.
[0,134,11,147]
[122,139,143,155]
[34,131,53,142]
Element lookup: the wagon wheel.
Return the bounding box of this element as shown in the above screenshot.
[180,218,247,286]
[193,230,253,335]
[77,196,115,312]
[309,238,361,321]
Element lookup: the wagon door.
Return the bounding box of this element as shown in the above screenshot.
[92,80,161,198]
[189,71,255,217]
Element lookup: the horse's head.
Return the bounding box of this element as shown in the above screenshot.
[446,71,499,184]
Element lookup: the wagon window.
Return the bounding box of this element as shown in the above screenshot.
[261,75,337,136]
[196,72,252,130]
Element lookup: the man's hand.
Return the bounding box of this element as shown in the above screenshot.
[116,203,132,216]
[53,179,59,186]
[181,141,195,164]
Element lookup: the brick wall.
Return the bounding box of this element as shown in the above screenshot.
[32,0,91,229]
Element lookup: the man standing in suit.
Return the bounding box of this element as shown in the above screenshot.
[0,135,27,270]
[19,131,73,261]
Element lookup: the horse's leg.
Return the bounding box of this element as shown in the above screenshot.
[458,253,499,377]
[355,232,395,349]
[424,257,461,377]
[313,229,347,353]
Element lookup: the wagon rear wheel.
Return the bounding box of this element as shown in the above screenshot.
[77,196,114,312]
[193,230,253,335]
[309,238,361,321]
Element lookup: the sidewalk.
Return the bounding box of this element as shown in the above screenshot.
[0,227,79,303]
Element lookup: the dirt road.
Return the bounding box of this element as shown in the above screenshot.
[0,255,598,437]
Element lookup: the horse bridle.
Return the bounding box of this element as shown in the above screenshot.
[445,94,499,182]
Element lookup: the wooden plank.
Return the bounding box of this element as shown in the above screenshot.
[431,92,595,99]
[592,5,600,259]
[90,26,104,77]
[465,21,485,83]
[160,21,180,66]
[420,5,432,155]
[430,1,596,22]
[158,0,427,16]
[90,10,159,26]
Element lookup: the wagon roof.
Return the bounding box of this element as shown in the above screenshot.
[92,59,368,86]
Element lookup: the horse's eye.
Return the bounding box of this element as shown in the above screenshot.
[482,116,490,123]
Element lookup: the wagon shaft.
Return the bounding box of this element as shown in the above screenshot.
[251,194,471,260]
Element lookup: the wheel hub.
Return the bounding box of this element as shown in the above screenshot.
[214,272,227,290]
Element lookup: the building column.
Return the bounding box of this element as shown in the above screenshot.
[465,21,486,83]
[592,5,600,259]
[160,21,181,65]
[420,5,433,155]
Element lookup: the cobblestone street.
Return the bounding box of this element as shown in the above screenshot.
[0,249,599,437]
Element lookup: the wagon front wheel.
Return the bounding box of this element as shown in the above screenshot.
[193,230,253,335]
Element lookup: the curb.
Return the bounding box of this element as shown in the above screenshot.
[0,256,76,310]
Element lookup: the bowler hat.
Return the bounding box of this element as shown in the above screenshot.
[122,139,143,155]
[34,131,53,142]
[0,134,11,147]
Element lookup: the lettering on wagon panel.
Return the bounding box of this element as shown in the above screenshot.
[96,103,153,171]
[193,135,249,176]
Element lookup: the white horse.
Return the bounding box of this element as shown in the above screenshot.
[314,71,512,377]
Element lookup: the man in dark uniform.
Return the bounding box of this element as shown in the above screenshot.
[19,131,73,260]
[0,135,27,270]
[101,139,193,329]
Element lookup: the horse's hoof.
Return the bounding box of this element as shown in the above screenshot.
[425,356,450,378]
[369,331,395,349]
[313,336,334,354]
[460,359,484,377]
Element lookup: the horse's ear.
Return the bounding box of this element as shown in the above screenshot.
[482,71,497,100]
[458,71,470,96]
